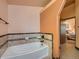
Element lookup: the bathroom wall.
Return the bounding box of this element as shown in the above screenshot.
[61,3,75,19]
[40,0,65,58]
[8,5,42,33]
[76,0,79,48]
[0,0,8,57]
[0,0,8,35]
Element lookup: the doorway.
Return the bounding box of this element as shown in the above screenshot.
[60,17,77,59]
[60,17,76,45]
[59,0,79,59]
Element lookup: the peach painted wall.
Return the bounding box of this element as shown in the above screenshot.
[40,0,65,57]
[61,4,75,19]
[0,0,8,35]
[8,5,42,33]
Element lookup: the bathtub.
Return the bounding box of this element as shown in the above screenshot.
[1,42,48,59]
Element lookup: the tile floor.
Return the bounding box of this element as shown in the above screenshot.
[60,40,79,59]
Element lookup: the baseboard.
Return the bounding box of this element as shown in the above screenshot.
[75,46,79,50]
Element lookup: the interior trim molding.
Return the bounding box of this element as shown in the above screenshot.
[8,32,53,35]
[0,34,8,37]
[75,46,79,50]
[61,16,76,21]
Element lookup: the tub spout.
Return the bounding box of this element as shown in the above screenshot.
[40,40,44,46]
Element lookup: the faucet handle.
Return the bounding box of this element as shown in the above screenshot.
[40,39,44,42]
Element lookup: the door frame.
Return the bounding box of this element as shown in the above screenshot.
[60,16,76,46]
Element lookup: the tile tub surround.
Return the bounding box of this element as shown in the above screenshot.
[0,34,8,57]
[8,39,40,47]
[0,42,8,57]
[0,32,53,59]
[8,33,53,40]
[7,33,53,47]
[0,34,8,46]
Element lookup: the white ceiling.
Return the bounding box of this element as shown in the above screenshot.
[7,0,52,7]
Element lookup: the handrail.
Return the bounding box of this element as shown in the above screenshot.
[0,18,9,24]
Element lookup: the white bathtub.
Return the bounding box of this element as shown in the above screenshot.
[1,42,48,59]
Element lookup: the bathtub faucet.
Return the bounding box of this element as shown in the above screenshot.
[40,35,44,46]
[40,39,44,46]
